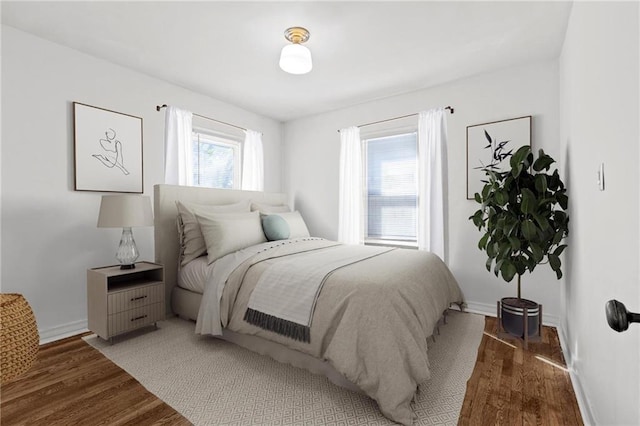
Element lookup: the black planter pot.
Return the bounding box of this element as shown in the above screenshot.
[500,297,540,338]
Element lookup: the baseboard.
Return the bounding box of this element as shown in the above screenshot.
[39,319,89,345]
[556,324,595,425]
[463,300,559,327]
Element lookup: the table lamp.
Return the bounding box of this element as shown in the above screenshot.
[97,195,153,269]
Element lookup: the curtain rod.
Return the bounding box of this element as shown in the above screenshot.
[337,106,454,133]
[156,104,249,132]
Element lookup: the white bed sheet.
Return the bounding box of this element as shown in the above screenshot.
[177,257,212,294]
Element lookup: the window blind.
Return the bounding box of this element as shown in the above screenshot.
[365,132,418,242]
[192,133,237,189]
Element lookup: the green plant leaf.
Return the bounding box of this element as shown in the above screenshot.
[510,145,531,169]
[499,242,512,258]
[530,243,544,262]
[514,259,527,275]
[474,193,482,204]
[471,210,484,228]
[482,184,491,200]
[487,206,497,220]
[492,242,501,258]
[520,188,537,214]
[532,212,550,230]
[504,218,519,236]
[486,241,497,258]
[500,260,517,282]
[535,174,548,193]
[524,252,537,271]
[486,257,493,272]
[521,219,537,240]
[495,190,508,206]
[557,193,569,210]
[548,170,561,190]
[508,236,521,250]
[504,175,514,190]
[549,254,563,279]
[533,153,555,171]
[478,233,490,250]
[552,230,564,245]
[511,163,523,178]
[539,197,557,207]
[526,152,535,169]
[554,210,567,225]
[494,259,504,277]
[553,244,568,256]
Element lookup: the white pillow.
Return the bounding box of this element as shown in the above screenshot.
[176,200,251,266]
[269,211,310,238]
[250,202,291,213]
[196,211,267,264]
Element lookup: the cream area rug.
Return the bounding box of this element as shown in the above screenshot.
[84,310,484,425]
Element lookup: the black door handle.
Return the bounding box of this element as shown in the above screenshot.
[605,299,640,332]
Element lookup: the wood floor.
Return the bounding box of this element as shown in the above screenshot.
[1,316,582,426]
[0,333,190,426]
[459,317,583,425]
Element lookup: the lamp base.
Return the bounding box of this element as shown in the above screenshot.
[116,227,140,269]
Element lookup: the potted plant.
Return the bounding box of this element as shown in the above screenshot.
[469,135,569,339]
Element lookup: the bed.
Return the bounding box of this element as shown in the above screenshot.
[154,184,464,425]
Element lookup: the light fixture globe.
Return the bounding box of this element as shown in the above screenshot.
[279,44,312,74]
[279,26,312,75]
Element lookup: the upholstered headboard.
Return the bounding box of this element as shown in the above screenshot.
[153,184,287,313]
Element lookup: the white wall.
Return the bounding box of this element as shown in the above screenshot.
[283,61,562,324]
[559,3,639,425]
[0,26,283,342]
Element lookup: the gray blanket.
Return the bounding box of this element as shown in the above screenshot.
[245,244,393,342]
[219,239,463,425]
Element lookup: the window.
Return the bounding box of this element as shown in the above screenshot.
[191,130,241,189]
[364,132,418,246]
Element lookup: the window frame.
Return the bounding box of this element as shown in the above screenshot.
[362,128,419,249]
[191,127,242,190]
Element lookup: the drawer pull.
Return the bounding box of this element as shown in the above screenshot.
[130,295,148,302]
[131,315,148,322]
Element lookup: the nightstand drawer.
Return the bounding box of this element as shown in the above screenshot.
[108,282,164,314]
[108,303,164,336]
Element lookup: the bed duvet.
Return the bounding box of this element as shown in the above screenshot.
[199,238,463,425]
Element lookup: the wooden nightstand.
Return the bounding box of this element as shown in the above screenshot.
[87,261,165,343]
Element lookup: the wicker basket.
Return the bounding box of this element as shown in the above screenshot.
[1,293,39,384]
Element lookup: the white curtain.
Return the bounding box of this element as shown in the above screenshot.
[338,126,363,245]
[241,129,264,191]
[164,106,193,185]
[417,108,447,260]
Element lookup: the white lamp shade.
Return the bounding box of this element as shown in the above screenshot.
[279,44,312,75]
[97,195,153,228]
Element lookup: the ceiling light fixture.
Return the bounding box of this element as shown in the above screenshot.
[279,27,312,75]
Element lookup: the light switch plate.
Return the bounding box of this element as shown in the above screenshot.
[597,163,605,191]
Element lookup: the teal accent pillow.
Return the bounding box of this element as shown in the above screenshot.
[262,214,290,241]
